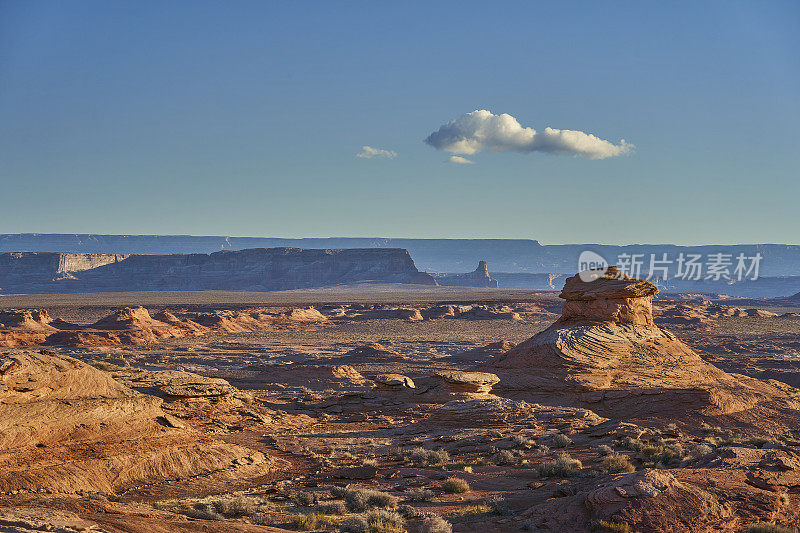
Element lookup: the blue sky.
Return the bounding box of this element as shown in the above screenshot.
[1,1,798,244]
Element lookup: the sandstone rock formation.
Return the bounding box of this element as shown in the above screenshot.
[0,350,271,493]
[0,247,436,294]
[490,268,800,422]
[0,309,55,331]
[0,310,56,347]
[338,342,407,363]
[434,260,499,287]
[1,306,328,347]
[433,370,499,395]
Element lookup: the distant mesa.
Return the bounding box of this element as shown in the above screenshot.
[433,260,499,288]
[489,267,800,423]
[0,247,436,294]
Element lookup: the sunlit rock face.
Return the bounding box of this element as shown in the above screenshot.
[489,268,800,421]
[558,267,658,326]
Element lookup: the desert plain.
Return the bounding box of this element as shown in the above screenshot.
[1,276,799,533]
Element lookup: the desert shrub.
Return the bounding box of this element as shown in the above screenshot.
[744,524,795,533]
[641,443,684,466]
[601,453,636,474]
[537,453,582,478]
[397,504,422,519]
[589,519,634,533]
[404,488,435,501]
[366,509,405,532]
[441,477,470,494]
[487,495,513,517]
[251,512,275,526]
[340,516,369,533]
[417,515,453,533]
[291,512,341,531]
[331,485,349,498]
[534,444,551,455]
[345,490,368,512]
[552,434,573,448]
[691,444,714,458]
[408,447,450,466]
[492,449,516,465]
[183,504,224,521]
[295,491,317,506]
[512,434,535,448]
[448,504,491,518]
[617,437,644,452]
[597,444,614,456]
[366,490,398,509]
[210,495,258,517]
[341,487,398,512]
[320,501,348,515]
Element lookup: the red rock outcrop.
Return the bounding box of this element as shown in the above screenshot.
[490,268,800,422]
[0,310,56,347]
[1,306,328,347]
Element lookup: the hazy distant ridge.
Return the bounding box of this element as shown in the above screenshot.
[3,234,800,277]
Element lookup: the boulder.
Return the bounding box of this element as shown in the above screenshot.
[433,370,499,394]
[374,373,415,392]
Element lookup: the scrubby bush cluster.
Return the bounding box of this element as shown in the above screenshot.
[441,476,470,494]
[407,447,451,466]
[601,453,636,474]
[551,434,573,448]
[417,515,453,533]
[537,453,582,478]
[330,485,398,512]
[339,509,405,533]
[404,488,435,501]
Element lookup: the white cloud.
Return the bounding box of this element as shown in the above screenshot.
[356,145,397,159]
[448,155,474,164]
[425,110,632,159]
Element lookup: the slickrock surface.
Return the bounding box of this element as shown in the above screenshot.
[0,351,274,494]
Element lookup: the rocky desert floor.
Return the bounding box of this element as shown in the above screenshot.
[1,284,799,533]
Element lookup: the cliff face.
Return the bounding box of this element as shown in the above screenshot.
[434,261,499,288]
[0,248,435,294]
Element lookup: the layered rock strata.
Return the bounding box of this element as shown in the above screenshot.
[490,268,800,421]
